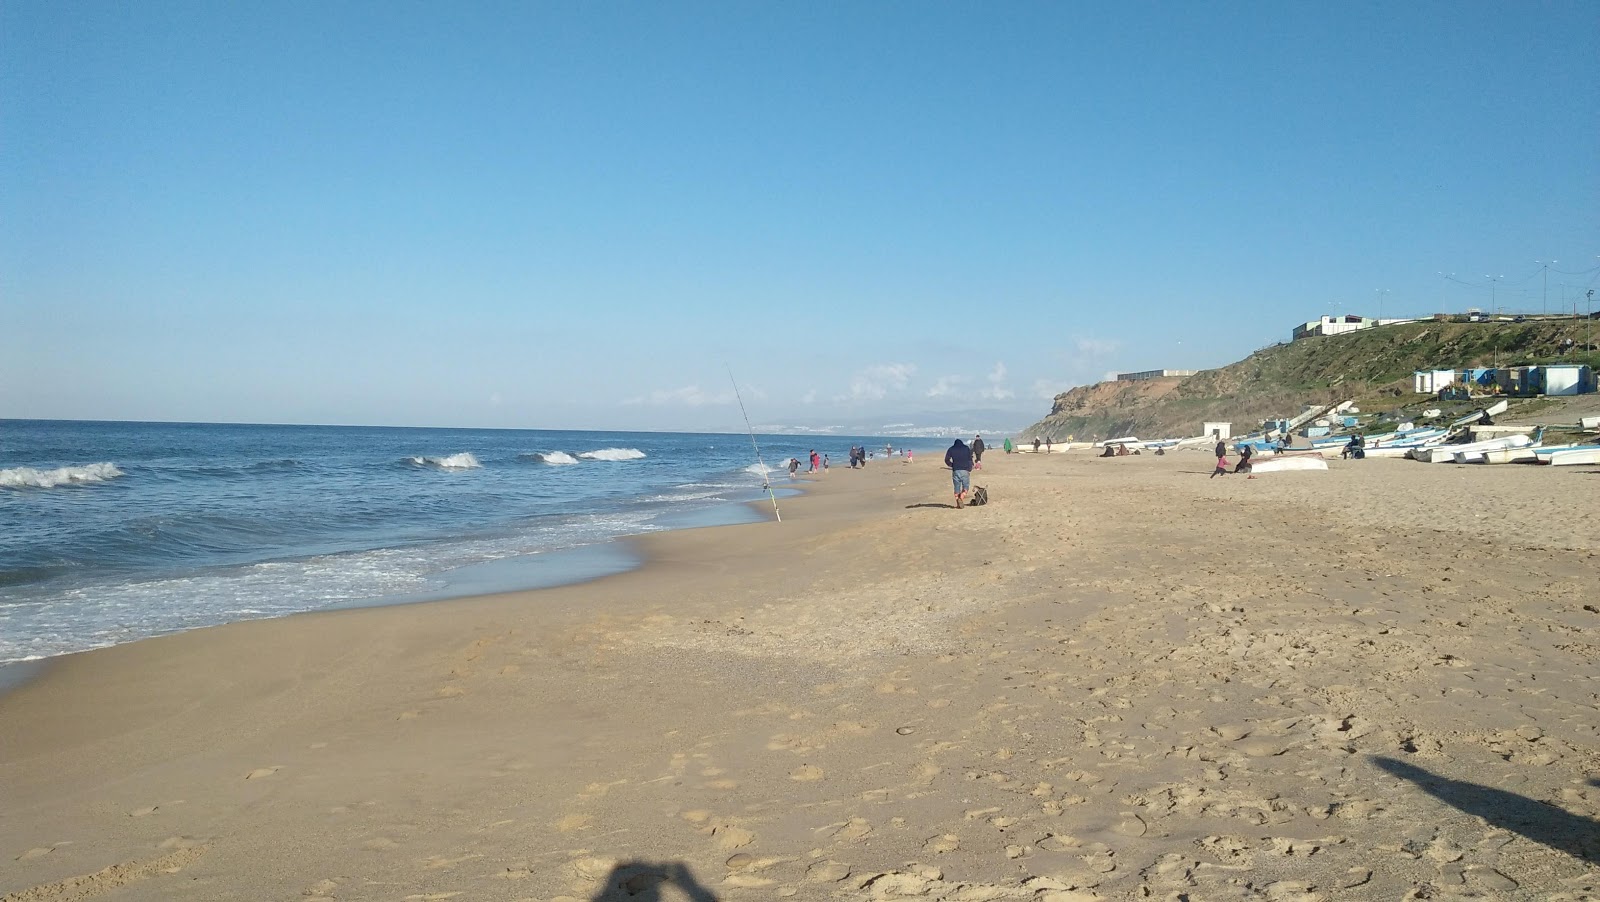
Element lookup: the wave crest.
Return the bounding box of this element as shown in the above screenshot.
[579,448,646,462]
[534,451,580,465]
[406,452,482,470]
[0,462,125,489]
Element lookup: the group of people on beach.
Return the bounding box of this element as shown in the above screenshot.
[1211,439,1254,478]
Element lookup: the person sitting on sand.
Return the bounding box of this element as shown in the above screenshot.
[1101,444,1116,458]
[1234,444,1254,474]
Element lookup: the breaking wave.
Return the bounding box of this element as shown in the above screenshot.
[406,452,482,470]
[1,462,125,489]
[579,448,646,462]
[529,451,580,465]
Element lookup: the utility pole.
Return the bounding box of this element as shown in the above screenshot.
[1589,288,1595,354]
[1436,272,1453,316]
[1374,288,1389,322]
[1535,260,1556,316]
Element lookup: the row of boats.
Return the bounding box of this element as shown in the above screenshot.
[1227,403,1600,467]
[1087,400,1600,468]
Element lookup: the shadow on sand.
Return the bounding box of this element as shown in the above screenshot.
[905,502,956,510]
[587,861,719,901]
[1372,756,1600,865]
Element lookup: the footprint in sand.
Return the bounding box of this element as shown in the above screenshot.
[806,860,851,883]
[710,823,755,850]
[555,814,592,833]
[244,766,281,780]
[420,853,483,870]
[924,834,961,853]
[825,817,873,840]
[790,764,825,782]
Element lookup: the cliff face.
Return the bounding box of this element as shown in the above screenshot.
[1023,319,1598,441]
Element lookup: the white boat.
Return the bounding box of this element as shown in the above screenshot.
[1414,433,1533,464]
[1468,447,1539,464]
[1545,447,1600,467]
[1364,446,1422,458]
[1246,456,1328,473]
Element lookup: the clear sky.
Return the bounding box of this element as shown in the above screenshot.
[4,1,1597,432]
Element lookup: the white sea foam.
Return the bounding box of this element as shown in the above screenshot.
[579,448,646,462]
[407,452,482,470]
[0,462,125,489]
[743,463,778,477]
[0,509,665,664]
[539,451,580,465]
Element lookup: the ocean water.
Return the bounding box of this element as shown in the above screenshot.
[0,420,932,664]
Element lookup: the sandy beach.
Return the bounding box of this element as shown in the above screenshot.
[2,451,1597,901]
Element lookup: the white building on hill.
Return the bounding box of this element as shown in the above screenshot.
[1293,315,1373,340]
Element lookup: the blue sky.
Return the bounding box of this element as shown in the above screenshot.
[4,2,1597,432]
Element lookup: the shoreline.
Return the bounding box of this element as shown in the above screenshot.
[0,481,808,690]
[3,452,1596,900]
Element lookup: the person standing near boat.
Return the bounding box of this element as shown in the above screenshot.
[944,438,974,508]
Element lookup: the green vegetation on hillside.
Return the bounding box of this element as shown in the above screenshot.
[1025,319,1599,441]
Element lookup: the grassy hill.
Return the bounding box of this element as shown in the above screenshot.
[1024,318,1600,441]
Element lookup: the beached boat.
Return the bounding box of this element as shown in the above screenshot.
[1246,456,1328,473]
[1544,447,1600,466]
[1468,447,1540,464]
[1413,433,1534,464]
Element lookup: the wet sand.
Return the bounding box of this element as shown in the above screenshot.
[2,451,1597,901]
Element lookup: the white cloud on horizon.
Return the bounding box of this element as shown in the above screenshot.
[840,363,916,402]
[1032,378,1077,400]
[979,362,1014,400]
[623,384,738,407]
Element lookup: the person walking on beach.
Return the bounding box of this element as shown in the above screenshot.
[944,438,974,508]
[1003,438,1013,454]
[971,435,986,470]
[789,457,800,477]
[1032,437,1040,452]
[822,453,830,471]
[1210,452,1229,478]
[808,450,820,473]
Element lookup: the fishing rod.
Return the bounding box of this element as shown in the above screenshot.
[728,367,781,522]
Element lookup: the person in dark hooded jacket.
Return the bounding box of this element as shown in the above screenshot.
[944,439,974,508]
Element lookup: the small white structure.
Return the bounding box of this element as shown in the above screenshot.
[1413,369,1457,394]
[1202,421,1232,439]
[1116,369,1198,382]
[1293,315,1374,341]
[1542,365,1593,397]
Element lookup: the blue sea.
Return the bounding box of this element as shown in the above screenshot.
[0,420,934,664]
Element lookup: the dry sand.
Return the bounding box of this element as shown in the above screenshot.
[2,451,1597,901]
